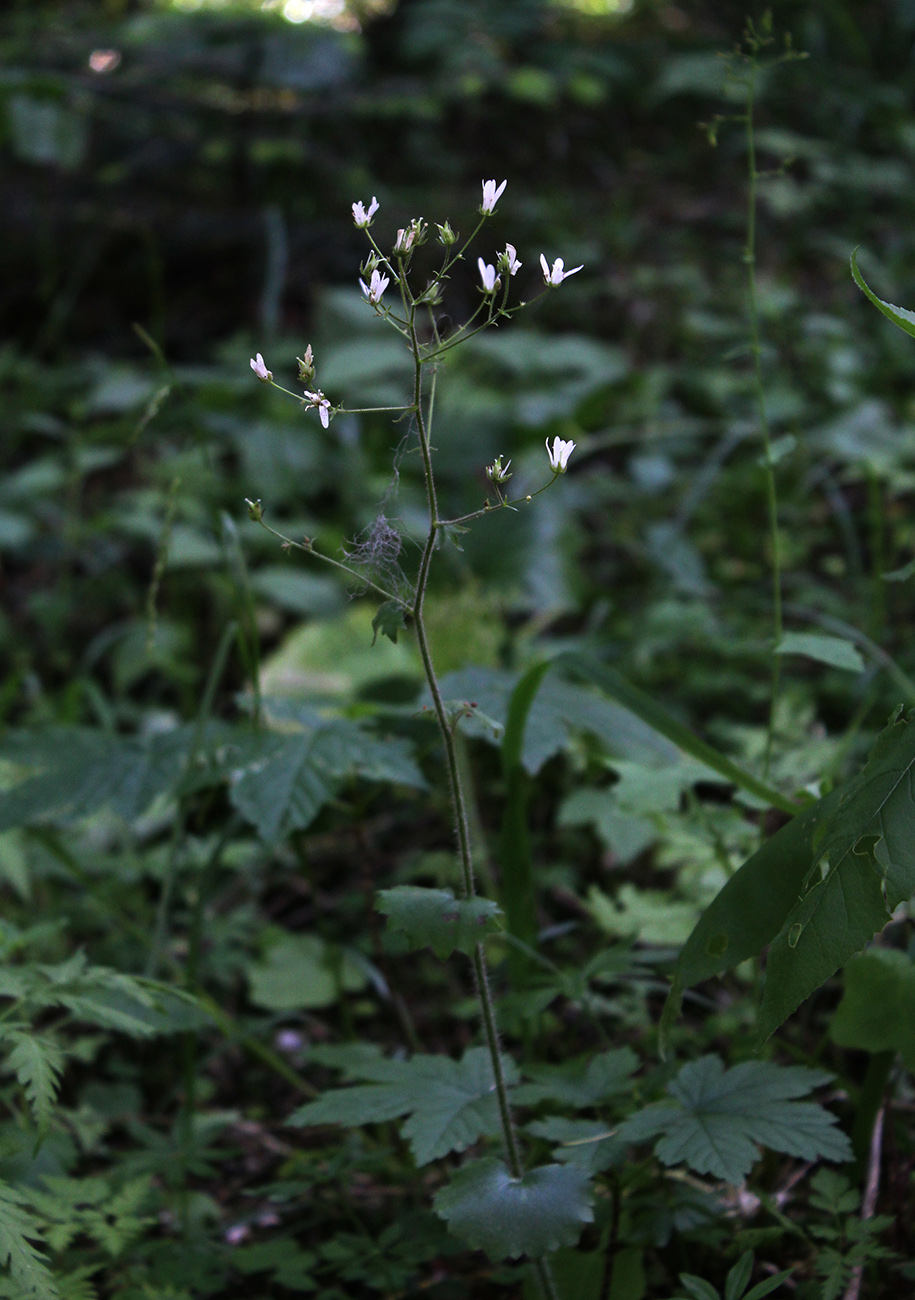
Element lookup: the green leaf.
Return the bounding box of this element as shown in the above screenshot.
[291,1048,520,1167]
[776,633,864,674]
[743,1272,794,1300]
[4,1035,64,1132]
[850,247,915,340]
[557,655,799,814]
[666,792,840,1049]
[371,600,407,645]
[678,1276,719,1300]
[0,1185,57,1299]
[248,934,366,1011]
[724,1251,753,1300]
[513,1049,638,1108]
[375,886,502,959]
[526,1117,625,1174]
[829,947,915,1070]
[759,710,915,1040]
[433,1157,593,1260]
[617,1055,851,1185]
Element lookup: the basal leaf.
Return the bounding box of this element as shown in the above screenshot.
[513,1049,638,1108]
[375,886,502,958]
[291,1047,520,1166]
[618,1055,851,1185]
[850,247,915,340]
[526,1117,625,1174]
[829,947,915,1070]
[433,1157,593,1260]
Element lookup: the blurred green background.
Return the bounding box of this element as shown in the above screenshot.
[5,0,915,732]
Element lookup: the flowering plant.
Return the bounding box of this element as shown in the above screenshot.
[246,181,585,1297]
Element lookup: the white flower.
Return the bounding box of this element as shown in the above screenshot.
[304,389,331,429]
[352,196,379,228]
[480,178,507,215]
[500,243,521,276]
[539,254,584,287]
[394,227,415,255]
[359,268,390,305]
[546,436,575,473]
[249,352,272,382]
[477,257,499,293]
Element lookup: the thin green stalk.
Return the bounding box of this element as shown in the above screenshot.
[744,65,784,780]
[405,317,558,1291]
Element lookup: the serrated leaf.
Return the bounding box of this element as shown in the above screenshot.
[759,711,915,1039]
[0,1185,57,1299]
[776,633,864,673]
[513,1049,638,1108]
[526,1117,625,1174]
[850,247,915,339]
[4,1036,64,1131]
[375,886,501,958]
[434,1157,593,1260]
[291,1047,520,1166]
[617,1055,851,1185]
[829,947,915,1070]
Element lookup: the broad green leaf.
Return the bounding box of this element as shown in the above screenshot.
[724,1251,754,1300]
[617,1056,851,1185]
[433,1157,593,1260]
[558,789,656,866]
[513,1048,637,1108]
[248,933,366,1011]
[375,886,502,959]
[4,1035,64,1132]
[759,710,915,1039]
[850,247,915,339]
[589,883,699,946]
[776,633,864,674]
[829,948,915,1070]
[291,1048,520,1167]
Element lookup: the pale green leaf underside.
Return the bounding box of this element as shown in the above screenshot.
[433,1157,593,1260]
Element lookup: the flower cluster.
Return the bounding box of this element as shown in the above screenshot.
[250,181,584,465]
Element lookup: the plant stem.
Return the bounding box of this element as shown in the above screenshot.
[744,65,784,780]
[405,316,561,1300]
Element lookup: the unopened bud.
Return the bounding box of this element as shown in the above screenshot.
[245,498,263,522]
[436,220,458,247]
[297,345,316,385]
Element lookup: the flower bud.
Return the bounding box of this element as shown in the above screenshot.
[436,220,458,246]
[486,455,512,484]
[297,345,316,385]
[245,498,264,522]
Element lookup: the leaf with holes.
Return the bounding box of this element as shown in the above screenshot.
[759,709,915,1040]
[617,1055,851,1185]
[291,1048,519,1166]
[375,886,501,958]
[434,1157,593,1260]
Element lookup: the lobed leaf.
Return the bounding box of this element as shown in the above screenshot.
[375,886,502,959]
[618,1055,851,1185]
[291,1047,520,1167]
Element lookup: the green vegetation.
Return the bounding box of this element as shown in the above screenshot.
[2,1,915,1296]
